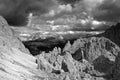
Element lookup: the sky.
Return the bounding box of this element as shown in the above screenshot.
[58,0,120,23]
[33,0,120,26]
[81,0,120,23]
[0,0,58,25]
[0,0,120,26]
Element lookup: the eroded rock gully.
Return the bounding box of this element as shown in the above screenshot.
[0,16,120,80]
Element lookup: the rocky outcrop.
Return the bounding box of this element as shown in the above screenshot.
[94,23,120,80]
[113,52,120,80]
[36,37,120,80]
[0,16,48,80]
[0,16,30,54]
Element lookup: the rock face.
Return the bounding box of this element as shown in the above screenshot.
[35,37,120,80]
[0,16,30,54]
[113,53,120,80]
[97,23,120,80]
[96,23,120,80]
[1,15,120,80]
[0,16,48,80]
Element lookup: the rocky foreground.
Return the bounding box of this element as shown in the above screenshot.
[0,16,120,80]
[0,16,48,80]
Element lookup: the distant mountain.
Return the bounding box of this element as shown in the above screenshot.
[99,23,120,47]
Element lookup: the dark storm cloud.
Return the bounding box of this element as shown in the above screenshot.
[58,0,81,4]
[26,0,59,14]
[72,0,120,23]
[1,0,119,26]
[90,0,120,22]
[0,0,58,26]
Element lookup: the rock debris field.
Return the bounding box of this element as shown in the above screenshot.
[0,16,120,80]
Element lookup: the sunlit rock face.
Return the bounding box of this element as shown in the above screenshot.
[0,16,48,80]
[34,37,120,80]
[0,16,28,53]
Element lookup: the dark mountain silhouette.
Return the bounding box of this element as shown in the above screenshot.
[99,23,120,47]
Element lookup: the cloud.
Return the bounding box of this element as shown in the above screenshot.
[83,0,104,11]
[82,0,120,23]
[58,0,81,4]
[69,0,120,24]
[91,0,120,22]
[46,4,73,17]
[0,0,58,26]
[1,0,119,27]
